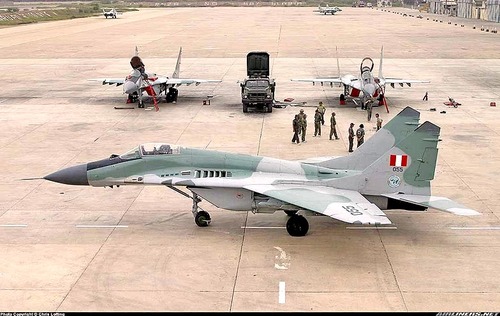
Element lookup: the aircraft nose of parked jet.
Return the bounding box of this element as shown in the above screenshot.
[44,164,89,185]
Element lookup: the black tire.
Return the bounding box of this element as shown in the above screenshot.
[243,103,248,113]
[195,211,211,227]
[284,210,298,216]
[267,104,273,113]
[286,215,309,237]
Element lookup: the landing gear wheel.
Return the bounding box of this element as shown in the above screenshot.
[243,103,248,113]
[267,104,273,113]
[195,211,211,227]
[138,101,144,108]
[286,215,309,237]
[284,210,298,216]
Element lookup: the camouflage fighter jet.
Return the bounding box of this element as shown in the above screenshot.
[43,108,479,236]
[314,4,342,15]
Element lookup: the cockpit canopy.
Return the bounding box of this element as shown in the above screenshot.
[119,143,181,160]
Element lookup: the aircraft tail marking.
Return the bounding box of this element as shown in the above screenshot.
[315,106,420,170]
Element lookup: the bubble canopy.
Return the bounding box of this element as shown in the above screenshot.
[119,143,181,160]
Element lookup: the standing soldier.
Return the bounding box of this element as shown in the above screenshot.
[314,109,322,137]
[298,109,308,143]
[292,115,300,144]
[356,123,365,148]
[348,123,355,153]
[317,101,327,125]
[375,113,383,131]
[423,91,428,101]
[330,112,339,140]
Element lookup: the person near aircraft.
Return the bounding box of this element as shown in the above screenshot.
[348,122,355,152]
[166,87,179,103]
[314,109,322,137]
[367,101,373,121]
[376,113,383,131]
[330,112,339,140]
[292,114,301,144]
[317,101,326,125]
[423,91,428,101]
[298,109,308,143]
[356,123,365,148]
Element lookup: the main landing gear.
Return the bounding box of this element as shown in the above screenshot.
[286,214,309,237]
[166,186,211,227]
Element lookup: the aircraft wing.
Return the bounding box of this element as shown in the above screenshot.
[382,193,480,216]
[291,78,343,84]
[89,78,125,86]
[381,78,430,85]
[244,184,391,225]
[161,78,222,86]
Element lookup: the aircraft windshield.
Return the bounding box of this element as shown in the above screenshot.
[119,147,142,160]
[140,143,180,156]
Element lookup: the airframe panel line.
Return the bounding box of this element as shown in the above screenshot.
[0,224,28,227]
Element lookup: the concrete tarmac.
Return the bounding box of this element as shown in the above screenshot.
[0,6,499,312]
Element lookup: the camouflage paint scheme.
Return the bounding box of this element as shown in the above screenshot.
[44,107,479,235]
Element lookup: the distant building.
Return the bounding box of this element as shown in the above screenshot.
[431,0,499,21]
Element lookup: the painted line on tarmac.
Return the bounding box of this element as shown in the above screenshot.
[346,226,397,230]
[279,281,286,304]
[241,226,286,229]
[75,225,128,228]
[0,224,27,227]
[450,226,500,230]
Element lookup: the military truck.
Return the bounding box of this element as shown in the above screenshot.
[240,52,276,113]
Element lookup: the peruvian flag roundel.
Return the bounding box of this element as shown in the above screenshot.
[390,154,408,167]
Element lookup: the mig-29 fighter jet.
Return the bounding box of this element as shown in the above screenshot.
[43,107,479,237]
[314,5,342,15]
[90,47,221,110]
[291,47,430,110]
[102,8,118,19]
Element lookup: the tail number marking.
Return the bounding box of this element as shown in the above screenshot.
[392,167,404,172]
[343,205,363,216]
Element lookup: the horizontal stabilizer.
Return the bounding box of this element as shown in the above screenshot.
[382,193,481,216]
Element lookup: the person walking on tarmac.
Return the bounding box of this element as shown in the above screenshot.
[317,101,326,125]
[292,114,301,144]
[314,109,322,137]
[330,112,339,140]
[367,100,373,121]
[376,113,383,131]
[298,109,308,143]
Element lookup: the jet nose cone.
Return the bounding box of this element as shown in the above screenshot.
[44,164,89,186]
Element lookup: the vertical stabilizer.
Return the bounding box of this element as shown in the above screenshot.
[172,47,182,79]
[333,121,441,196]
[378,46,384,79]
[316,107,420,170]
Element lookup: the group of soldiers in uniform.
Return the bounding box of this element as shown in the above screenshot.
[292,101,384,153]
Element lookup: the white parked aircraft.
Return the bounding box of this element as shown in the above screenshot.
[314,5,342,15]
[102,8,118,19]
[90,47,221,111]
[291,47,430,109]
